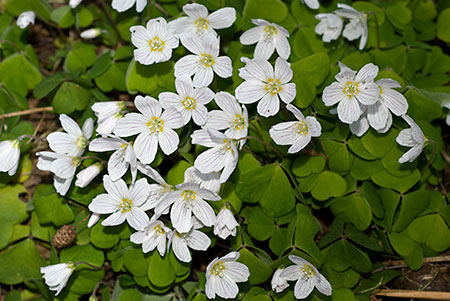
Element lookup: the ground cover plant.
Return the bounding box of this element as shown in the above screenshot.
[0,0,450,300]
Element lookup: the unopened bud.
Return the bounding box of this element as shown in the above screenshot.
[80,28,102,39]
[52,225,77,249]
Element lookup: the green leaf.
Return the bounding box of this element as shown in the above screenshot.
[386,3,412,29]
[405,89,443,122]
[64,43,97,72]
[291,52,330,87]
[293,27,328,60]
[77,7,94,28]
[241,206,275,241]
[33,184,74,226]
[51,6,75,28]
[238,248,272,285]
[331,193,372,231]
[236,164,295,217]
[52,82,91,114]
[90,222,122,249]
[60,244,105,267]
[325,240,372,273]
[0,239,44,285]
[404,243,423,270]
[348,136,378,160]
[123,247,151,277]
[5,0,51,20]
[389,230,416,256]
[321,140,354,173]
[332,288,356,301]
[0,54,42,96]
[88,51,112,79]
[346,224,382,251]
[381,146,417,177]
[371,169,421,193]
[360,182,384,219]
[361,129,398,158]
[350,158,383,180]
[393,189,430,232]
[33,73,65,99]
[126,60,174,95]
[166,160,192,185]
[408,214,450,252]
[148,252,176,288]
[292,155,325,178]
[269,228,288,256]
[437,8,450,42]
[241,0,288,29]
[0,185,28,225]
[310,171,347,201]
[94,62,128,92]
[66,269,105,296]
[294,204,322,263]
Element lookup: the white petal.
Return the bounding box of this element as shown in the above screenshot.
[322,82,346,106]
[279,83,296,104]
[208,7,236,29]
[192,105,208,126]
[355,83,379,105]
[173,236,191,262]
[135,95,162,118]
[193,67,214,87]
[355,63,378,83]
[235,80,267,104]
[245,59,273,81]
[275,57,293,83]
[288,135,311,153]
[107,150,128,181]
[194,147,226,173]
[316,274,332,296]
[281,267,302,281]
[111,0,135,12]
[103,175,128,200]
[89,194,118,214]
[186,230,211,250]
[102,211,126,226]
[337,97,362,124]
[127,208,149,230]
[254,39,275,60]
[158,128,179,155]
[257,93,279,117]
[47,133,77,155]
[213,56,233,79]
[183,3,208,18]
[114,113,148,137]
[396,129,416,147]
[59,114,82,137]
[129,178,149,206]
[215,277,239,299]
[240,26,264,45]
[380,88,408,116]
[224,262,250,282]
[294,279,315,299]
[398,145,423,163]
[134,132,158,164]
[175,55,201,78]
[89,137,123,152]
[171,200,193,233]
[192,199,216,227]
[161,108,184,129]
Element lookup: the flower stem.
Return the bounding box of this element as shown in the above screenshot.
[237,136,284,160]
[76,261,102,269]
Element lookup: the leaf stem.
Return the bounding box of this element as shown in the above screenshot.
[238,136,284,160]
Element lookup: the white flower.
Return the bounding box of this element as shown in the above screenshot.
[80,28,102,39]
[137,163,174,212]
[205,91,248,149]
[17,11,35,29]
[0,139,21,176]
[236,57,296,117]
[159,77,214,126]
[302,0,319,9]
[174,35,232,88]
[335,3,368,50]
[169,3,236,41]
[130,17,179,65]
[87,213,101,228]
[114,95,184,164]
[88,175,150,230]
[75,163,102,188]
[156,182,220,233]
[240,19,290,60]
[315,13,343,42]
[130,220,171,256]
[269,104,322,153]
[40,262,76,296]
[89,136,137,182]
[272,268,289,293]
[191,129,239,183]
[69,0,82,8]
[280,255,332,299]
[91,101,126,135]
[446,112,450,126]
[205,251,250,299]
[349,110,369,137]
[322,62,379,124]
[168,222,211,262]
[112,0,147,13]
[396,115,426,163]
[214,207,239,239]
[47,114,93,157]
[184,166,221,194]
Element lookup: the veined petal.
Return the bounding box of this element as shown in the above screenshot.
[89,194,118,214]
[215,276,239,299]
[215,92,241,114]
[398,144,422,163]
[224,262,250,282]
[173,236,191,262]
[235,80,267,104]
[193,67,214,88]
[114,113,148,137]
[195,147,226,173]
[111,0,135,12]
[82,118,94,139]
[89,137,123,152]
[337,97,362,124]
[288,135,311,153]
[186,230,211,250]
[323,82,346,106]
[306,116,322,137]
[127,208,149,230]
[104,175,128,200]
[279,82,296,104]
[158,128,179,155]
[213,56,233,79]
[257,93,280,117]
[102,211,126,226]
[254,39,275,60]
[175,55,201,78]
[380,89,408,116]
[275,57,293,83]
[294,279,315,299]
[208,7,236,29]
[220,150,238,183]
[275,35,291,60]
[355,63,378,83]
[245,59,273,81]
[129,178,150,206]
[183,3,208,18]
[206,111,230,129]
[356,82,379,105]
[161,108,184,129]
[193,199,216,227]
[367,101,389,131]
[60,114,82,137]
[171,200,193,233]
[240,26,264,45]
[47,132,77,155]
[316,274,332,296]
[135,95,162,118]
[396,129,415,147]
[350,115,369,137]
[134,132,158,164]
[280,265,302,281]
[108,150,128,181]
[192,105,208,126]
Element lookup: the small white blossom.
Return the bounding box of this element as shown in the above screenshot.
[335,3,368,50]
[269,104,322,153]
[240,19,290,60]
[75,163,102,188]
[191,129,239,183]
[130,17,179,65]
[47,114,93,157]
[214,207,239,239]
[280,255,332,299]
[130,220,171,255]
[89,136,137,183]
[88,175,150,230]
[114,95,184,164]
[205,251,250,299]
[349,110,370,137]
[169,3,236,42]
[174,35,232,88]
[91,101,126,135]
[206,92,248,149]
[87,213,101,228]
[315,13,343,42]
[322,62,379,124]
[80,28,102,39]
[0,139,21,176]
[112,0,147,13]
[156,182,220,233]
[160,77,214,126]
[272,268,289,293]
[302,0,319,9]
[40,262,76,296]
[396,115,427,163]
[184,166,221,194]
[69,0,82,8]
[137,162,174,212]
[168,222,211,262]
[17,11,35,29]
[236,57,296,117]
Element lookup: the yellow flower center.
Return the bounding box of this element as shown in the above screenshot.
[231,115,245,130]
[343,81,359,97]
[76,136,88,149]
[147,117,164,134]
[119,198,133,213]
[264,25,278,39]
[71,157,81,167]
[296,121,309,136]
[113,112,123,120]
[149,37,165,52]
[378,85,383,95]
[199,53,215,68]
[265,78,282,96]
[181,189,197,202]
[211,260,225,277]
[301,264,316,280]
[223,139,235,154]
[182,97,197,110]
[194,18,209,30]
[153,224,165,236]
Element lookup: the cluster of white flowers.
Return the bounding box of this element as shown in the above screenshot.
[322,62,427,163]
[315,3,368,50]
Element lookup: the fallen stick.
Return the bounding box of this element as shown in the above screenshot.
[373,289,450,300]
[0,106,53,119]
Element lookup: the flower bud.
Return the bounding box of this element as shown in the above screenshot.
[80,28,102,39]
[17,11,35,29]
[75,163,102,188]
